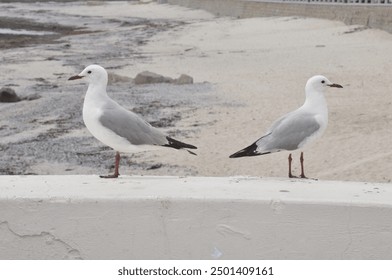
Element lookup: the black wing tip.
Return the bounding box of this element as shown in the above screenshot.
[229,152,242,158]
[186,149,197,156]
[164,136,197,150]
[229,142,262,158]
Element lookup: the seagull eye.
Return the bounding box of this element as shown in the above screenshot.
[321,80,325,84]
[87,71,92,74]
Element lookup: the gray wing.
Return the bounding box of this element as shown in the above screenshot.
[99,105,168,146]
[256,111,320,152]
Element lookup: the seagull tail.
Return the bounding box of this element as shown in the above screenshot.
[163,136,197,155]
[229,142,267,158]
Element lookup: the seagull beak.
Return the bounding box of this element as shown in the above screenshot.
[68,75,83,81]
[327,83,343,88]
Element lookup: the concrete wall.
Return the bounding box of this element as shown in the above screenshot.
[167,0,392,33]
[1,175,392,259]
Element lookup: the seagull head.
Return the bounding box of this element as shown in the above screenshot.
[305,75,343,93]
[68,64,108,86]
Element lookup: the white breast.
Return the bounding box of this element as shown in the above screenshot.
[298,115,328,149]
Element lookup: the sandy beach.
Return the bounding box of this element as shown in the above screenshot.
[0,1,391,183]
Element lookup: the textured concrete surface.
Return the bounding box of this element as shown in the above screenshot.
[1,175,392,259]
[167,0,392,33]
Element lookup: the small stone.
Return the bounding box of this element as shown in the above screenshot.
[147,163,163,170]
[174,74,193,85]
[108,73,133,85]
[0,88,21,103]
[134,71,173,85]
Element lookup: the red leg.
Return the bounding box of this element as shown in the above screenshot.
[100,152,121,179]
[288,153,296,178]
[300,152,307,179]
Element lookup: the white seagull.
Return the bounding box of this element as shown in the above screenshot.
[69,64,197,178]
[229,75,343,178]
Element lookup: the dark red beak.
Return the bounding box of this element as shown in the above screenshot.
[328,83,343,88]
[68,75,83,81]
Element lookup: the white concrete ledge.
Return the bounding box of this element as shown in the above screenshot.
[1,175,392,259]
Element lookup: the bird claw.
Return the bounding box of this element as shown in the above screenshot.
[289,174,318,180]
[99,174,119,179]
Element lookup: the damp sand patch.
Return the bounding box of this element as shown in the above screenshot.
[0,16,90,49]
